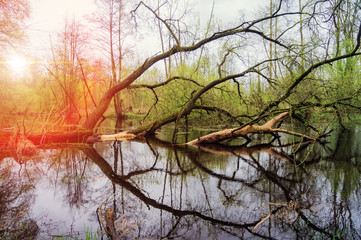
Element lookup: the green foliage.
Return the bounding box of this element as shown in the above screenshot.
[327,39,361,100]
[131,60,250,127]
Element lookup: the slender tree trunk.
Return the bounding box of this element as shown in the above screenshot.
[269,0,273,81]
[299,0,304,68]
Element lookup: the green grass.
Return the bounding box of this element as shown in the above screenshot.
[52,227,102,240]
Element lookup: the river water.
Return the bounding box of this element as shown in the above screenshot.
[1,125,361,239]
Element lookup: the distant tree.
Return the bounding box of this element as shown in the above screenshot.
[0,0,30,49]
[46,18,90,125]
[89,0,133,120]
[0,0,29,116]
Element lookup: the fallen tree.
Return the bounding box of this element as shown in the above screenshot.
[0,112,321,160]
[187,112,316,145]
[92,112,319,145]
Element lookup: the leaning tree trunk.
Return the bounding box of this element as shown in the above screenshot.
[79,14,296,131]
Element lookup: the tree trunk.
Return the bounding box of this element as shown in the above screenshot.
[94,112,319,145]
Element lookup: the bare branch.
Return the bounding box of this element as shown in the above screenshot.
[131,1,180,46]
[129,76,203,89]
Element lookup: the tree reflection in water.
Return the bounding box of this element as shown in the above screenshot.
[0,129,361,239]
[0,158,38,239]
[86,132,361,239]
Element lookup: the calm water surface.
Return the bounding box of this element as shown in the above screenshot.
[1,126,361,239]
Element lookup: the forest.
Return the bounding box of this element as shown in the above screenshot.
[0,0,361,150]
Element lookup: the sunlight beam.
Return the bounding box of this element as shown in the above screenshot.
[8,54,28,76]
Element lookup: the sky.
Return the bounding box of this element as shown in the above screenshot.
[24,0,264,59]
[26,0,96,55]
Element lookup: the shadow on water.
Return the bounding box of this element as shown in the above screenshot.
[1,127,361,239]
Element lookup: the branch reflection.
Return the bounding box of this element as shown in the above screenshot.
[83,134,361,239]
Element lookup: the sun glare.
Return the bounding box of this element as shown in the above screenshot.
[8,54,28,76]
